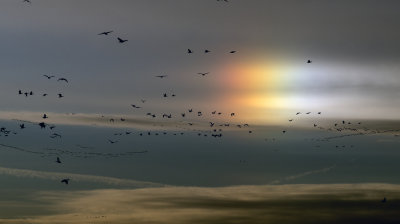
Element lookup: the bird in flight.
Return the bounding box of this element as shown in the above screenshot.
[56,157,61,163]
[108,139,118,144]
[229,51,236,53]
[23,0,31,3]
[117,37,128,43]
[61,178,70,185]
[187,49,193,54]
[58,78,68,83]
[307,60,312,63]
[141,99,146,103]
[58,93,64,98]
[43,93,48,96]
[197,72,209,76]
[43,75,55,79]
[204,49,210,53]
[155,75,167,78]
[98,31,113,35]
[18,90,22,95]
[19,124,25,129]
[131,104,141,109]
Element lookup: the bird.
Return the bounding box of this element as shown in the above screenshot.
[98,31,113,35]
[108,139,118,144]
[289,119,293,122]
[43,75,55,79]
[61,178,70,185]
[29,91,33,96]
[141,99,146,103]
[229,51,236,53]
[296,112,301,115]
[230,113,235,116]
[155,75,167,78]
[58,78,68,83]
[181,113,186,117]
[18,90,22,95]
[282,130,286,133]
[42,114,48,119]
[56,157,61,163]
[306,112,311,114]
[163,93,167,97]
[197,72,209,76]
[42,93,48,96]
[188,109,193,113]
[24,92,28,97]
[117,37,128,43]
[318,112,321,114]
[58,93,64,98]
[204,49,210,53]
[19,124,25,129]
[307,60,312,63]
[39,122,46,129]
[187,49,193,54]
[131,104,141,108]
[23,0,31,3]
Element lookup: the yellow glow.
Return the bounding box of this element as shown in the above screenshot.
[216,60,290,124]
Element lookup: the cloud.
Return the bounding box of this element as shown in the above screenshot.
[0,166,166,188]
[1,183,400,224]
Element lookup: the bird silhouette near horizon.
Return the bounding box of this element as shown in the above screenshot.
[61,178,70,185]
[117,37,128,43]
[187,49,193,54]
[197,72,209,76]
[56,157,61,163]
[43,75,55,79]
[98,31,113,35]
[155,75,167,78]
[58,78,68,83]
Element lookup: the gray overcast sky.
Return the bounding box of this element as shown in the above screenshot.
[0,0,399,123]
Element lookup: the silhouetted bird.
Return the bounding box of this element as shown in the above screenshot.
[117,37,128,43]
[58,78,68,83]
[296,112,301,115]
[23,0,31,3]
[163,93,167,97]
[282,130,286,133]
[24,92,28,97]
[307,60,312,63]
[187,49,193,54]
[56,157,61,163]
[131,104,141,108]
[204,49,210,53]
[141,99,146,103]
[43,93,48,96]
[39,122,46,129]
[61,178,70,185]
[197,72,209,76]
[155,75,167,78]
[29,91,33,96]
[19,124,25,129]
[42,114,48,119]
[188,109,193,113]
[230,113,235,116]
[318,112,321,114]
[18,90,22,95]
[98,31,113,35]
[108,139,118,144]
[58,93,64,98]
[229,51,236,53]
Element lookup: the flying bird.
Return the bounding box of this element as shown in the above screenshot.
[197,72,209,76]
[117,37,128,43]
[187,49,193,54]
[58,78,68,83]
[43,75,55,79]
[42,93,48,96]
[61,178,70,185]
[108,139,118,144]
[155,75,167,78]
[56,157,61,163]
[19,124,25,129]
[98,31,113,35]
[58,93,64,98]
[131,104,141,108]
[18,90,22,95]
[204,49,210,53]
[307,60,312,63]
[229,51,236,53]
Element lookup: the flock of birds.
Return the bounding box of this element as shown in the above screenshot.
[6,1,398,202]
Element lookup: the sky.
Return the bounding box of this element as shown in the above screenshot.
[0,0,399,223]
